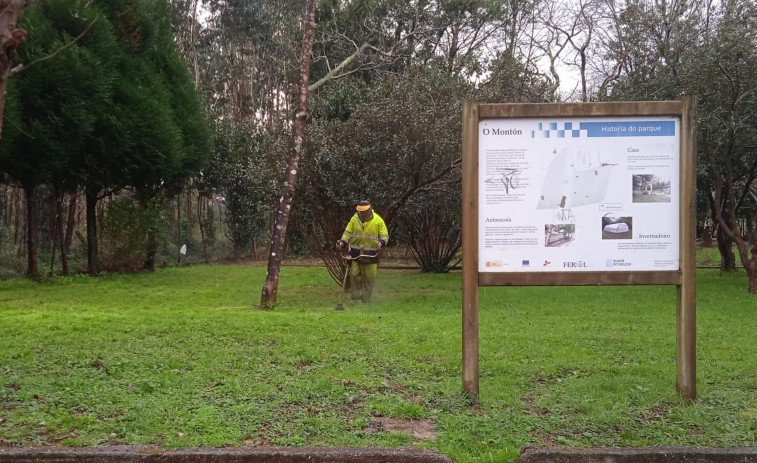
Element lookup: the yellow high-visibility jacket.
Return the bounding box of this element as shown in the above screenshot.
[339,212,389,263]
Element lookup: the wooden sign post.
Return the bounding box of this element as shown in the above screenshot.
[462,97,697,400]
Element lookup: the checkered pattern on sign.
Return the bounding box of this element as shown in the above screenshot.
[530,122,587,138]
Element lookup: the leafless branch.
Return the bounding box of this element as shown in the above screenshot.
[10,15,99,76]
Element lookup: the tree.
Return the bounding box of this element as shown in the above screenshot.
[696,0,757,292]
[301,67,470,229]
[70,0,210,274]
[201,121,281,260]
[600,0,757,292]
[0,0,118,277]
[122,0,212,271]
[260,0,316,307]
[0,0,210,276]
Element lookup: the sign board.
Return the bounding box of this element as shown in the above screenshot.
[461,99,696,400]
[478,116,680,273]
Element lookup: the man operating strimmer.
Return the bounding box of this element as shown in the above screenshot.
[336,201,389,302]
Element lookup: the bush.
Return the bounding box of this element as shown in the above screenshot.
[99,196,168,273]
[0,243,26,280]
[402,211,461,273]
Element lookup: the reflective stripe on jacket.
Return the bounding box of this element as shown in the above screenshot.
[341,212,389,263]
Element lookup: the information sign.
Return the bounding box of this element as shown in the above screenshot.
[461,99,697,401]
[478,117,680,273]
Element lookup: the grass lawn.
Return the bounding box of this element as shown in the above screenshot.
[632,191,672,203]
[602,231,633,240]
[1,265,756,462]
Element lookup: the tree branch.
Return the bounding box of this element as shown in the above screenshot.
[308,42,370,92]
[10,15,99,77]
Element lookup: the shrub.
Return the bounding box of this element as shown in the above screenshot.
[402,211,461,273]
[99,196,168,272]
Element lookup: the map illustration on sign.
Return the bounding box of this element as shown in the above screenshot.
[536,148,614,210]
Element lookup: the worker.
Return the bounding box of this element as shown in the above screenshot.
[336,200,389,302]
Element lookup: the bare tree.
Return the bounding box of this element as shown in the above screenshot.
[544,0,604,101]
[526,0,571,97]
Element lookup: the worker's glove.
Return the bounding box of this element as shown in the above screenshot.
[376,241,382,251]
[335,240,345,250]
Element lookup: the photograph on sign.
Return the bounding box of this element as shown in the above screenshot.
[478,116,680,273]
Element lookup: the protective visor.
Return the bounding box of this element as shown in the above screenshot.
[356,204,371,212]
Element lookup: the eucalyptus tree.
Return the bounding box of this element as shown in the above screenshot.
[189,0,301,125]
[260,0,316,306]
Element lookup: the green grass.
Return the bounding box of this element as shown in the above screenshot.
[632,191,672,203]
[0,265,756,462]
[697,247,724,267]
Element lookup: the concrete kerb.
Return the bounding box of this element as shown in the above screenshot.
[0,446,452,463]
[520,447,757,463]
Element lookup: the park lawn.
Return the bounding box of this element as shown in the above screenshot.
[632,191,672,203]
[0,266,756,462]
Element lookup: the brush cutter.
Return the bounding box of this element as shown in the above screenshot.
[334,246,378,311]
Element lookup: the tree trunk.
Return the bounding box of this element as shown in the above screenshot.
[16,222,23,256]
[49,227,56,274]
[56,196,68,275]
[64,192,77,252]
[13,188,20,245]
[186,187,193,237]
[0,186,4,246]
[701,226,713,247]
[176,193,182,264]
[260,0,316,307]
[716,226,736,271]
[86,188,99,276]
[48,192,57,274]
[144,228,156,272]
[197,194,209,264]
[0,0,27,140]
[23,185,39,278]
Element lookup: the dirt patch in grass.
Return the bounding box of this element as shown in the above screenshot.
[532,373,548,387]
[533,433,559,447]
[363,417,436,440]
[520,395,551,416]
[4,382,20,392]
[636,405,669,425]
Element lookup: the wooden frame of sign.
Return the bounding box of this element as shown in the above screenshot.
[461,97,697,400]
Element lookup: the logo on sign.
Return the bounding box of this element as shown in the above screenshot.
[563,261,587,268]
[606,259,631,268]
[522,260,530,267]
